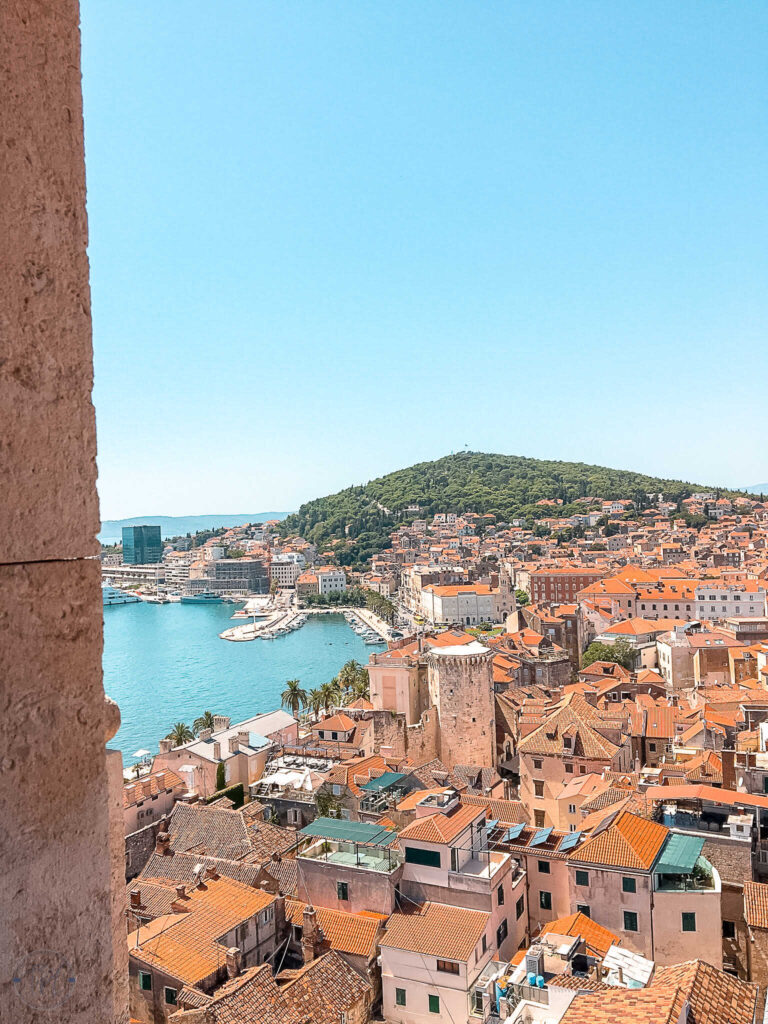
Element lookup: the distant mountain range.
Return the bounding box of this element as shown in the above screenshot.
[99,513,285,545]
[746,484,768,495]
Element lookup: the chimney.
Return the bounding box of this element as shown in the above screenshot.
[213,715,231,732]
[238,730,250,747]
[213,741,221,760]
[156,831,171,855]
[158,738,172,754]
[722,749,737,790]
[199,728,212,741]
[229,737,239,754]
[130,889,141,909]
[175,884,186,900]
[226,947,241,979]
[302,905,319,964]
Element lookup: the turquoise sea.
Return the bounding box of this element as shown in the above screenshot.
[103,603,384,760]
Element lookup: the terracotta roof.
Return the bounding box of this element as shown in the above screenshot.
[127,876,275,986]
[285,901,380,958]
[744,880,768,929]
[311,712,355,733]
[124,769,186,808]
[381,902,489,961]
[461,794,529,824]
[569,810,668,870]
[653,959,758,1024]
[398,803,483,844]
[540,911,619,958]
[518,695,619,761]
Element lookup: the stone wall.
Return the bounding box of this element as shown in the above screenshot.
[427,648,496,767]
[371,708,440,763]
[0,2,128,1020]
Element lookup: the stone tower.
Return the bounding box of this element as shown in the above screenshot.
[426,641,496,767]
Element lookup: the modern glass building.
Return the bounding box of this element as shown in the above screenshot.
[122,524,163,564]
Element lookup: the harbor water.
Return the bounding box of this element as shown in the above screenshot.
[103,602,384,758]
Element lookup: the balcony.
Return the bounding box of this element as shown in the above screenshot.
[299,837,403,874]
[451,849,510,880]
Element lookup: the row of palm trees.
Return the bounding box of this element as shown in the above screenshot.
[281,660,370,721]
[164,661,371,748]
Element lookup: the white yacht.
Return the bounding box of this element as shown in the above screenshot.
[102,583,139,606]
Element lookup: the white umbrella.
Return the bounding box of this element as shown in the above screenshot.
[133,749,151,758]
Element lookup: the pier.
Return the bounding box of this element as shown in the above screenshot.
[219,604,391,643]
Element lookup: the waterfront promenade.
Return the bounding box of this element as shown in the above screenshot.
[219,603,391,642]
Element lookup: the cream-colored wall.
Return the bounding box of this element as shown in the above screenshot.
[520,753,613,828]
[381,938,492,1024]
[568,865,653,958]
[652,888,723,968]
[524,856,571,935]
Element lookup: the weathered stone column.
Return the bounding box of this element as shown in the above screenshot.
[0,2,128,1021]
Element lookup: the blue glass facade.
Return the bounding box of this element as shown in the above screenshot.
[122,525,162,564]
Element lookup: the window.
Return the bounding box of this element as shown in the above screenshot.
[579,765,586,774]
[624,911,638,932]
[472,989,484,1014]
[682,912,696,932]
[497,884,505,906]
[337,881,349,901]
[405,846,441,868]
[538,860,550,874]
[395,988,406,1007]
[429,994,440,1014]
[649,742,656,752]
[534,781,545,798]
[539,891,552,910]
[722,920,736,939]
[576,904,590,918]
[437,959,460,974]
[622,876,636,894]
[332,784,341,796]
[139,972,152,991]
[575,870,589,886]
[481,934,487,954]
[496,919,508,946]
[516,895,525,919]
[164,988,177,1006]
[565,764,574,774]
[533,759,543,770]
[450,847,459,872]
[534,810,546,827]
[568,803,576,814]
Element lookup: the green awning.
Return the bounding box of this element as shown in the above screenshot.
[360,772,405,793]
[655,833,705,875]
[300,816,399,848]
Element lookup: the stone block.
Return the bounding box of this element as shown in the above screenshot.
[0,557,124,1021]
[0,0,100,563]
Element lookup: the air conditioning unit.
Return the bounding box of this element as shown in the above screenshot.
[525,947,545,980]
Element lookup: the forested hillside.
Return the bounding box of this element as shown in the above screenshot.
[279,451,731,565]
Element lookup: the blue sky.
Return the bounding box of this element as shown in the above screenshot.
[81,2,768,518]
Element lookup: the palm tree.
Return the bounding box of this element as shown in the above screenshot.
[319,679,341,715]
[281,678,308,720]
[166,722,194,747]
[193,710,217,735]
[307,688,324,721]
[347,673,370,703]
[338,659,362,693]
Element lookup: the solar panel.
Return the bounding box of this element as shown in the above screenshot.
[558,830,582,852]
[503,823,525,842]
[485,818,500,832]
[529,826,553,847]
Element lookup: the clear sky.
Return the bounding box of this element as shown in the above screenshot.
[81,1,768,519]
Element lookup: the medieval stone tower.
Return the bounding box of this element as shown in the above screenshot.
[426,640,496,767]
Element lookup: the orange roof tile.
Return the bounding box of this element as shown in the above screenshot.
[381,902,489,961]
[569,810,668,871]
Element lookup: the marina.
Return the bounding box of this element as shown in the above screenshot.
[102,602,385,758]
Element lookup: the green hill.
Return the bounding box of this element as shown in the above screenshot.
[279,451,733,566]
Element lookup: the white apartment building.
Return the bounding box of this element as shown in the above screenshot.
[317,567,347,595]
[694,583,767,623]
[420,584,498,626]
[269,552,306,588]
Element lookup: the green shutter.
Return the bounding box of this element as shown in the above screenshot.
[405,846,441,868]
[429,994,440,1014]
